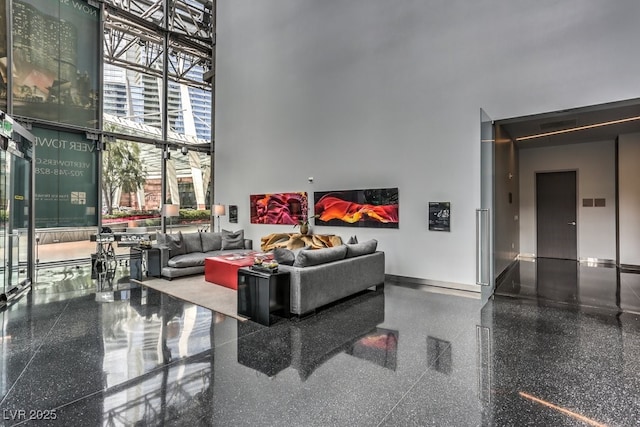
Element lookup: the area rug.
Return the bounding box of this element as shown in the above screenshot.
[132,276,247,321]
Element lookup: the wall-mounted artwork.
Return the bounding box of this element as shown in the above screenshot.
[250,192,307,225]
[429,202,450,231]
[229,205,238,223]
[314,187,399,228]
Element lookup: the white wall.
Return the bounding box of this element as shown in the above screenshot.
[619,132,640,265]
[519,141,616,260]
[215,0,640,287]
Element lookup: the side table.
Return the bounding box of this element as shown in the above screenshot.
[130,246,161,281]
[237,267,290,326]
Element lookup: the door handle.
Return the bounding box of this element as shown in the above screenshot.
[568,221,576,226]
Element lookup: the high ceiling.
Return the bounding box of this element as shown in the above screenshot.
[103,0,214,90]
[498,98,640,149]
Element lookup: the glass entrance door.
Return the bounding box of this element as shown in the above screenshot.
[10,154,30,288]
[0,147,32,297]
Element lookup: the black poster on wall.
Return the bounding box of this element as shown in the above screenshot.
[429,202,450,231]
[229,205,238,223]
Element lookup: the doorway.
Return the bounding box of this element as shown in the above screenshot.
[536,171,577,260]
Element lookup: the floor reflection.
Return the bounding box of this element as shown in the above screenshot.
[495,258,640,314]
[480,297,640,427]
[236,290,389,380]
[2,259,640,425]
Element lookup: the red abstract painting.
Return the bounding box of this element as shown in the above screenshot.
[250,192,308,225]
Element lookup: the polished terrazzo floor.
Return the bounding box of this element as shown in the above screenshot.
[0,262,639,426]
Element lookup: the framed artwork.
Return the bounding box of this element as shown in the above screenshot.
[250,192,307,225]
[429,202,450,231]
[229,205,238,223]
[314,187,399,228]
[346,328,398,370]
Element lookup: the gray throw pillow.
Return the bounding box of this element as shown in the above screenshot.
[274,248,295,265]
[347,235,358,244]
[182,232,203,253]
[293,245,348,267]
[201,232,223,252]
[221,229,245,250]
[345,239,377,258]
[158,231,185,256]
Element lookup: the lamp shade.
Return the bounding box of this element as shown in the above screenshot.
[214,204,226,216]
[163,204,180,217]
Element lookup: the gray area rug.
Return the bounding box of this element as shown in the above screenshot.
[132,276,247,321]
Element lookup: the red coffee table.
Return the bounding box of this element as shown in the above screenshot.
[204,252,272,290]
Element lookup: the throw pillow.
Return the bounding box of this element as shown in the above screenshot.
[345,239,378,258]
[273,247,295,266]
[201,232,223,252]
[347,235,358,244]
[221,229,245,250]
[157,231,186,256]
[293,245,348,267]
[182,232,203,253]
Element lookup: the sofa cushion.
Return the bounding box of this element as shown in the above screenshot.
[167,252,207,268]
[293,245,347,267]
[274,248,295,265]
[201,232,223,252]
[345,239,378,258]
[157,231,186,256]
[274,246,310,265]
[222,229,245,250]
[182,232,203,253]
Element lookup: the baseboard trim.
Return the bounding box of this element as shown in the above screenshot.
[620,264,640,273]
[495,258,519,284]
[579,257,616,266]
[385,274,480,293]
[518,254,618,267]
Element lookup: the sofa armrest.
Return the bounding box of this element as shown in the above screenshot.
[244,239,253,250]
[154,246,170,267]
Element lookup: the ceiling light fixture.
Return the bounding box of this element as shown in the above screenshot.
[515,115,640,141]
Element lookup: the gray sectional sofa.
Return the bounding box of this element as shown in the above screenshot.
[275,239,385,316]
[156,230,252,279]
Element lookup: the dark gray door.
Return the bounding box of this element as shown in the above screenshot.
[536,171,577,259]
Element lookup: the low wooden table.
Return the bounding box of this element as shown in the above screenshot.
[204,252,271,290]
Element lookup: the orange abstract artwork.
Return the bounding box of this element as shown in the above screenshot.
[314,188,399,228]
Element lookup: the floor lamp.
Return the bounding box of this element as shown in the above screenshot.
[163,204,180,233]
[214,204,226,232]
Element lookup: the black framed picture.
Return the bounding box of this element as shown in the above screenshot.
[428,202,450,231]
[229,205,238,223]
